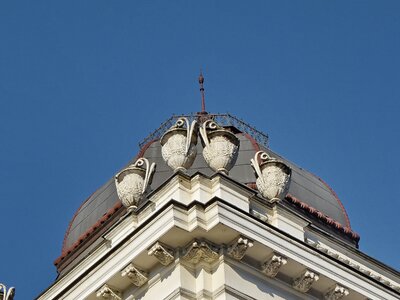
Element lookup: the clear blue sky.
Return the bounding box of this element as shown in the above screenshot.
[1,1,399,299]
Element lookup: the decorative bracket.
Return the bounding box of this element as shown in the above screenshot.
[121,263,148,287]
[324,284,350,300]
[292,270,319,293]
[182,239,219,264]
[96,284,121,299]
[261,253,288,278]
[148,242,175,266]
[227,236,254,260]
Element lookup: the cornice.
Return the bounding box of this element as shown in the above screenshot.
[38,198,399,300]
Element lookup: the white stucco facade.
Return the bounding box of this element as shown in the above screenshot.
[38,173,400,300]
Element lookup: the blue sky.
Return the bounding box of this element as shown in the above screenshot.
[0,1,399,298]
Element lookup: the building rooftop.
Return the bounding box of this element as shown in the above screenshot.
[56,113,359,273]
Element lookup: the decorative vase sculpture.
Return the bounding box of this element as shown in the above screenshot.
[160,117,198,172]
[199,119,240,175]
[251,151,291,201]
[0,284,15,300]
[115,157,156,211]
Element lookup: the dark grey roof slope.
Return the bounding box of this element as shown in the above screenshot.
[62,132,352,253]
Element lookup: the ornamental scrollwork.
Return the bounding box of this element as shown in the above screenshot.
[115,157,156,211]
[160,117,198,172]
[182,239,220,264]
[121,263,148,287]
[199,120,239,175]
[148,242,175,266]
[251,151,291,202]
[96,284,121,300]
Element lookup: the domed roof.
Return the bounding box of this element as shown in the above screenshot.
[57,113,358,269]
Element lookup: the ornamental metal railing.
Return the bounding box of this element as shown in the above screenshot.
[139,113,269,149]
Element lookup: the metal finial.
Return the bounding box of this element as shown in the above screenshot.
[198,71,206,113]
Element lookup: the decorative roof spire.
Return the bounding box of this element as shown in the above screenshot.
[198,71,206,113]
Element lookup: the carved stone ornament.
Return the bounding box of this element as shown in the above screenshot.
[148,242,175,266]
[0,284,15,300]
[121,263,148,287]
[292,270,320,293]
[160,117,198,172]
[96,284,121,300]
[324,284,350,300]
[227,236,254,260]
[262,253,288,278]
[115,157,156,211]
[182,240,219,264]
[251,151,291,201]
[199,119,239,175]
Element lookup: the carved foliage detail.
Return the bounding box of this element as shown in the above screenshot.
[115,158,156,210]
[251,151,291,201]
[293,270,320,293]
[148,242,175,266]
[227,236,254,260]
[96,284,121,300]
[121,263,148,287]
[160,117,198,172]
[199,120,239,174]
[262,253,288,278]
[324,285,350,300]
[182,240,219,264]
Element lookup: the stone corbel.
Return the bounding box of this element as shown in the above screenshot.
[96,284,122,299]
[324,284,350,300]
[121,263,148,287]
[261,253,287,278]
[182,239,219,264]
[227,236,254,260]
[148,242,175,266]
[292,270,320,293]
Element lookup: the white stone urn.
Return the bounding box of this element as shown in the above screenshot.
[250,151,291,201]
[199,119,240,174]
[0,284,15,300]
[115,157,156,211]
[160,118,198,172]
